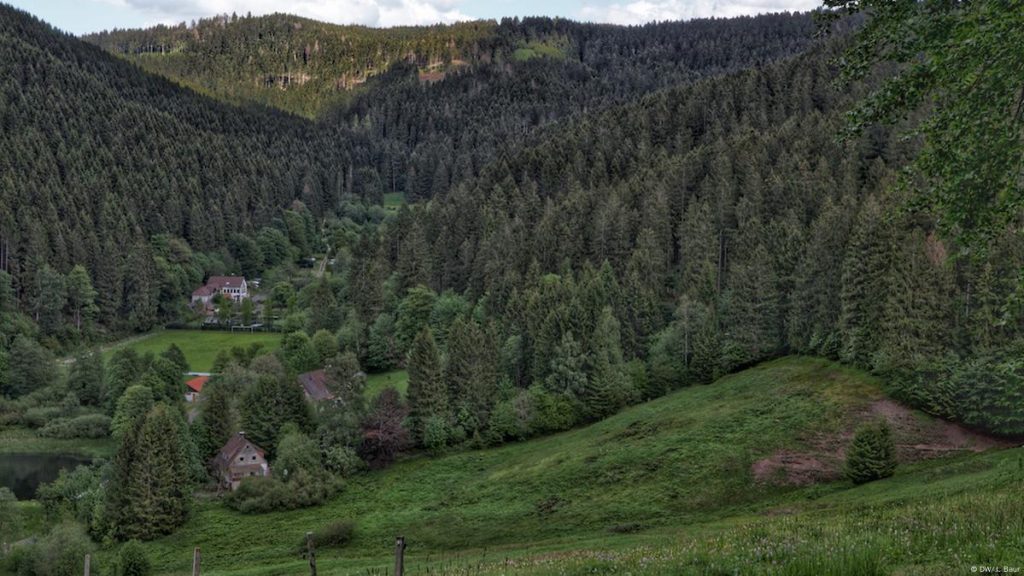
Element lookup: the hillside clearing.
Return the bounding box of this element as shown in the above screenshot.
[129,357,1016,575]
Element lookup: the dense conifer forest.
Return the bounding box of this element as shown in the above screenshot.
[1,1,1023,571]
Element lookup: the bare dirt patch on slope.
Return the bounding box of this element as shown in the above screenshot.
[752,398,1012,486]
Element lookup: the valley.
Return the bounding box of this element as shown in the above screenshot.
[1,1,1022,575]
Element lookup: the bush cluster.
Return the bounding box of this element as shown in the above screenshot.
[38,414,111,439]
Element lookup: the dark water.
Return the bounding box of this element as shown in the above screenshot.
[0,453,92,499]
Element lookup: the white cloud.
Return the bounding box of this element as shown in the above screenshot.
[579,0,818,25]
[115,0,472,27]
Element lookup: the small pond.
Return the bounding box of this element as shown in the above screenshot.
[0,453,92,500]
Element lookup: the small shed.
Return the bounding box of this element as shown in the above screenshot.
[185,375,208,403]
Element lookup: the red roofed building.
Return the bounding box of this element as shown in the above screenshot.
[191,275,248,306]
[185,375,208,403]
[212,432,270,491]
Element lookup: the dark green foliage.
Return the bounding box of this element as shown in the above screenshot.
[280,332,319,375]
[240,373,313,453]
[406,328,447,445]
[5,336,57,398]
[116,540,152,576]
[223,472,336,514]
[395,286,437,356]
[160,344,189,374]
[36,465,103,527]
[106,349,147,412]
[67,350,105,407]
[844,420,897,485]
[25,521,94,576]
[107,403,193,540]
[825,0,1024,246]
[0,487,18,548]
[196,379,234,460]
[111,385,155,440]
[38,414,111,439]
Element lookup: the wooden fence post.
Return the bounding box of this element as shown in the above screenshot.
[394,536,406,576]
[192,547,201,576]
[83,554,91,576]
[307,531,317,576]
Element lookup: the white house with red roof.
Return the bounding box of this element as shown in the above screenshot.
[191,275,249,306]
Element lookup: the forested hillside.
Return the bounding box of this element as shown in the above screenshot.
[0,5,821,342]
[0,5,346,336]
[334,37,1024,439]
[3,1,1024,572]
[87,14,818,203]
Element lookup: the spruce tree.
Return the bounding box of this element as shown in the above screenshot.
[845,420,897,485]
[240,373,313,453]
[582,307,629,420]
[197,379,234,459]
[67,350,105,407]
[64,264,98,333]
[406,327,447,445]
[119,404,192,540]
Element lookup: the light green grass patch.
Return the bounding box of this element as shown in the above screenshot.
[102,330,282,373]
[382,192,406,211]
[364,370,408,400]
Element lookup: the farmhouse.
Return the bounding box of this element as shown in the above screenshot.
[184,375,208,403]
[297,369,335,402]
[191,275,249,305]
[212,432,270,491]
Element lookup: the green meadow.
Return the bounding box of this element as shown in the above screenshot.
[364,370,409,400]
[123,357,1023,575]
[102,330,283,373]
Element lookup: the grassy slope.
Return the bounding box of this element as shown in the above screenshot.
[101,330,282,373]
[124,357,1024,575]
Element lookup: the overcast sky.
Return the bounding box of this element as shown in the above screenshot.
[9,0,820,35]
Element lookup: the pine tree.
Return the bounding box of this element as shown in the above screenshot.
[544,331,588,399]
[111,385,154,441]
[197,379,233,460]
[395,286,437,356]
[64,264,98,333]
[67,350,105,407]
[325,351,366,413]
[406,327,447,444]
[845,420,897,485]
[240,373,313,453]
[5,335,57,398]
[160,344,190,374]
[582,307,630,421]
[117,404,192,540]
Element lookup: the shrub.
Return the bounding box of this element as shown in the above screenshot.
[38,414,111,439]
[323,446,365,478]
[422,415,450,454]
[23,406,63,429]
[116,540,151,576]
[29,521,93,576]
[845,420,897,485]
[295,521,355,556]
[225,471,340,514]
